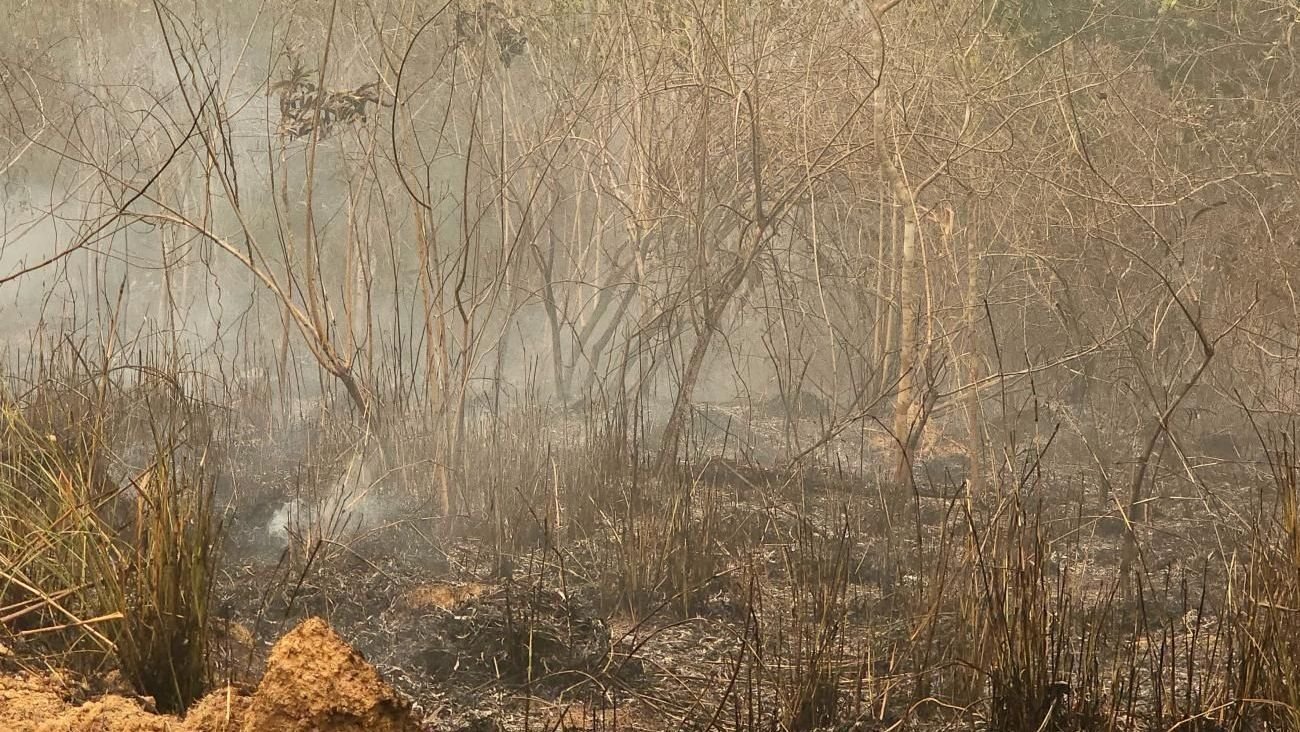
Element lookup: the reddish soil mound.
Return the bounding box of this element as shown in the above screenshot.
[181,687,248,731]
[243,616,416,732]
[0,674,78,731]
[0,672,172,731]
[0,617,414,732]
[35,696,175,732]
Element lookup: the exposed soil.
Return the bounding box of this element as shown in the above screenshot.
[244,617,416,732]
[0,617,414,732]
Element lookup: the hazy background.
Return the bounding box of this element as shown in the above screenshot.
[3,0,1298,475]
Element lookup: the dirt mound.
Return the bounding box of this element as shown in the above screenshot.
[0,617,414,732]
[0,672,174,732]
[181,687,248,731]
[0,674,74,731]
[36,696,175,732]
[244,616,416,732]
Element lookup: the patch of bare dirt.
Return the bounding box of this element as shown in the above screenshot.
[181,687,248,731]
[1,672,176,731]
[0,617,414,732]
[37,696,175,732]
[243,616,416,732]
[0,673,77,731]
[399,581,490,611]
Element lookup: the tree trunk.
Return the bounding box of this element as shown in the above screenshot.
[415,206,451,516]
[959,208,986,497]
[884,155,924,487]
[532,239,571,405]
[654,317,715,474]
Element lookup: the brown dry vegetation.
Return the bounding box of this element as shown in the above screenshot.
[3,1,1300,730]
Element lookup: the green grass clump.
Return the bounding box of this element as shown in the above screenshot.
[0,353,218,713]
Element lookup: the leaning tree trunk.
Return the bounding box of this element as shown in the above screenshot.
[655,230,766,475]
[654,316,716,474]
[532,238,571,406]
